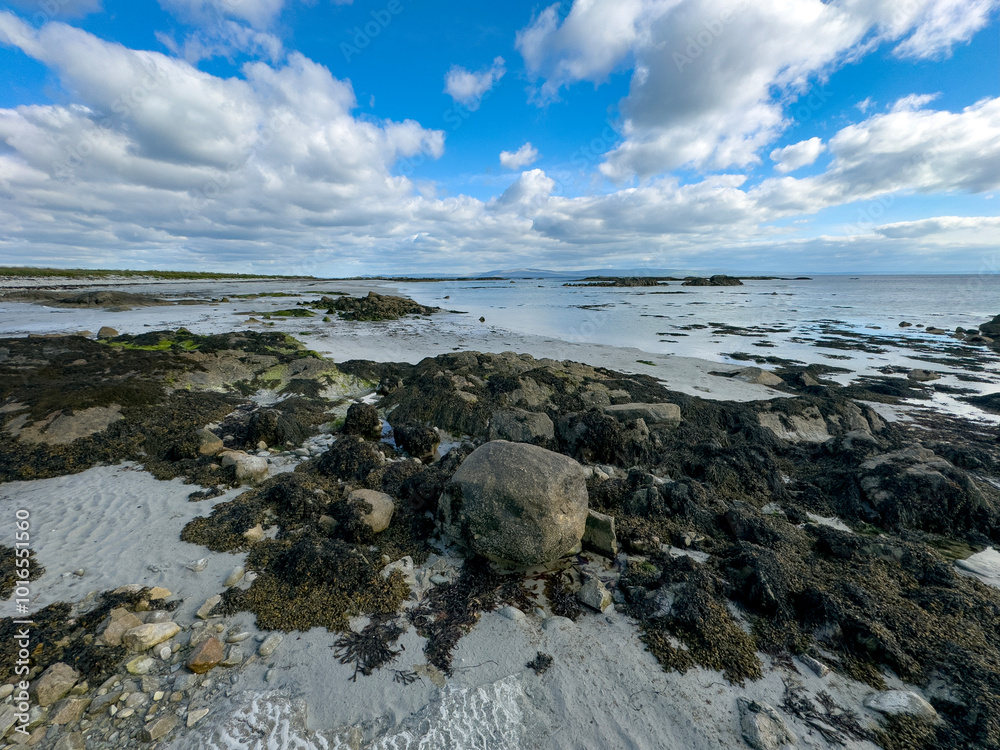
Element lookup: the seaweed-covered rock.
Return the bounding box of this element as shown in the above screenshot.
[343,403,381,439]
[316,437,385,482]
[856,445,1000,542]
[329,292,440,321]
[682,275,743,287]
[603,402,681,427]
[440,441,589,567]
[488,409,555,443]
[392,423,439,461]
[245,408,306,449]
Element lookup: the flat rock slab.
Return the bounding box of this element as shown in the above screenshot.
[603,403,681,426]
[188,637,225,674]
[122,621,180,651]
[31,662,79,707]
[864,690,938,722]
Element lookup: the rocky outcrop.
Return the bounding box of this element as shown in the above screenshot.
[603,402,681,427]
[682,275,743,287]
[488,409,555,443]
[325,292,440,321]
[440,441,589,567]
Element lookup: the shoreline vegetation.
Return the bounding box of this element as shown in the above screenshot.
[1,278,999,748]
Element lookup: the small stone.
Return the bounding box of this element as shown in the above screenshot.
[141,714,178,742]
[125,656,156,675]
[497,606,526,622]
[0,704,18,736]
[576,576,613,612]
[187,708,211,728]
[53,733,86,750]
[88,691,122,714]
[907,369,941,382]
[226,631,252,643]
[49,697,90,724]
[243,524,265,543]
[196,595,222,619]
[122,622,180,651]
[153,691,165,701]
[116,707,135,719]
[265,669,276,683]
[224,565,245,587]
[146,610,171,623]
[155,644,172,661]
[30,662,79,706]
[148,587,171,600]
[96,326,119,339]
[258,633,283,658]
[0,683,13,700]
[220,645,244,667]
[187,558,209,573]
[864,690,938,722]
[125,692,149,708]
[187,637,225,674]
[196,428,224,456]
[800,654,830,677]
[738,698,797,750]
[582,510,618,557]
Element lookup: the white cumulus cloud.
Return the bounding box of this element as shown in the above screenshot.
[444,56,506,110]
[770,137,826,173]
[516,0,999,180]
[500,142,540,170]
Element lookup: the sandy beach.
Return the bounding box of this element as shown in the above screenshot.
[1,276,999,750]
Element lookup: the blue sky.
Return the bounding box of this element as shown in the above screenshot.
[0,0,997,275]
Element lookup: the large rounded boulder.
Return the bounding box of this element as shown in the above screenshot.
[439,440,589,567]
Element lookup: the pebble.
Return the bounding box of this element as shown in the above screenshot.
[155,644,172,661]
[141,714,178,742]
[187,558,210,573]
[226,631,252,643]
[187,708,211,727]
[224,565,245,587]
[0,684,14,700]
[265,669,276,683]
[196,594,222,619]
[116,707,135,719]
[258,633,283,657]
[153,691,165,701]
[125,656,155,675]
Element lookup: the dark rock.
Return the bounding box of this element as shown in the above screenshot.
[328,291,440,321]
[392,423,440,461]
[245,408,306,449]
[343,402,381,439]
[682,275,743,287]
